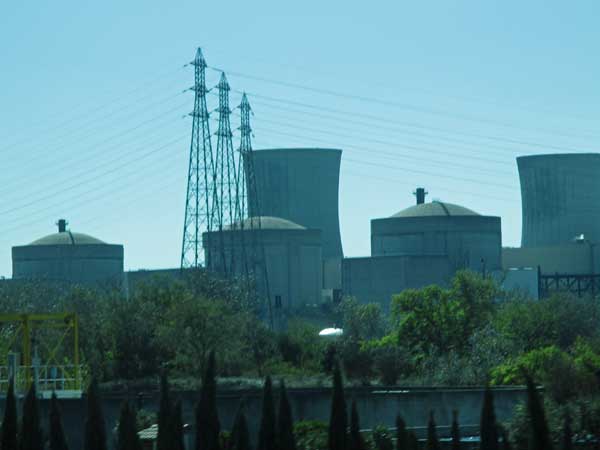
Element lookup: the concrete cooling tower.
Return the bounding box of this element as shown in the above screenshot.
[518,153,600,247]
[248,148,343,288]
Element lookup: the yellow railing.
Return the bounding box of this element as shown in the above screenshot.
[0,364,85,393]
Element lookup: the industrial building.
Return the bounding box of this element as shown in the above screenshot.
[202,216,323,310]
[249,148,344,290]
[11,219,124,285]
[8,147,600,309]
[344,189,502,305]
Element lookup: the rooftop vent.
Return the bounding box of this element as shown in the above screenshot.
[57,219,68,233]
[413,187,428,205]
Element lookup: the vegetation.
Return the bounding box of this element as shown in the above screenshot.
[1,379,18,450]
[49,393,69,450]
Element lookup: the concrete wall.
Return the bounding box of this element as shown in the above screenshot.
[371,216,502,272]
[518,153,600,247]
[203,229,323,309]
[248,148,343,288]
[12,244,124,284]
[4,386,526,449]
[342,255,453,307]
[503,242,600,275]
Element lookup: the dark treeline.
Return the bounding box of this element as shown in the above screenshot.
[0,355,573,450]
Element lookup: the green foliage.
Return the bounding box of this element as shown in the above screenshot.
[365,336,411,385]
[258,376,277,450]
[20,383,43,450]
[561,414,572,450]
[371,426,393,450]
[493,294,600,353]
[328,362,347,450]
[84,379,107,450]
[294,420,328,450]
[337,298,387,341]
[1,379,18,450]
[278,381,297,450]
[49,393,69,450]
[392,271,497,356]
[196,351,221,450]
[490,341,600,402]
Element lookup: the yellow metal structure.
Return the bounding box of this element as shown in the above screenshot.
[0,313,82,392]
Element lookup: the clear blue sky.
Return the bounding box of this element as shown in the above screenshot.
[2,1,600,277]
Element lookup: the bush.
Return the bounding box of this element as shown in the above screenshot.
[294,420,328,450]
[371,425,393,450]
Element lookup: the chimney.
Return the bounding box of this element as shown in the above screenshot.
[57,219,68,233]
[414,187,427,205]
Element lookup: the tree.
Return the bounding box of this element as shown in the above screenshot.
[258,376,277,450]
[451,410,460,450]
[479,386,498,450]
[525,376,553,450]
[116,401,142,450]
[425,411,440,450]
[278,381,296,450]
[157,374,174,450]
[328,361,347,450]
[392,271,497,355]
[173,401,185,450]
[349,401,364,450]
[49,392,69,450]
[84,379,107,450]
[230,404,250,450]
[395,415,408,450]
[20,382,43,450]
[407,431,419,450]
[1,379,18,450]
[561,414,572,450]
[196,351,220,450]
[500,428,512,450]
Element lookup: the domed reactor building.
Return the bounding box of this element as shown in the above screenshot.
[343,188,502,306]
[11,219,124,285]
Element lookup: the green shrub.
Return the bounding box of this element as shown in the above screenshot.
[371,425,393,450]
[294,420,328,450]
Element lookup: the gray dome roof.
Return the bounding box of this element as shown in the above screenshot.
[29,231,106,246]
[392,201,480,218]
[225,216,306,230]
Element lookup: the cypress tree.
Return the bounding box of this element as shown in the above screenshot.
[196,350,220,450]
[479,386,498,450]
[349,401,364,450]
[425,411,440,450]
[230,404,250,450]
[157,374,174,450]
[561,414,572,450]
[258,376,276,450]
[49,392,69,450]
[84,379,107,450]
[396,415,408,450]
[407,431,419,450]
[525,375,553,450]
[500,428,512,450]
[451,410,460,450]
[116,401,142,450]
[173,401,185,450]
[20,383,43,450]
[1,379,18,450]
[278,381,296,450]
[328,361,347,450]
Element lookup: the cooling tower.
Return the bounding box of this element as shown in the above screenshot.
[518,153,600,247]
[248,148,343,288]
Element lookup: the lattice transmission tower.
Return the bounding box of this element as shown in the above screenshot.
[181,48,216,268]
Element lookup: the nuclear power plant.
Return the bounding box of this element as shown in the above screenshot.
[5,49,600,310]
